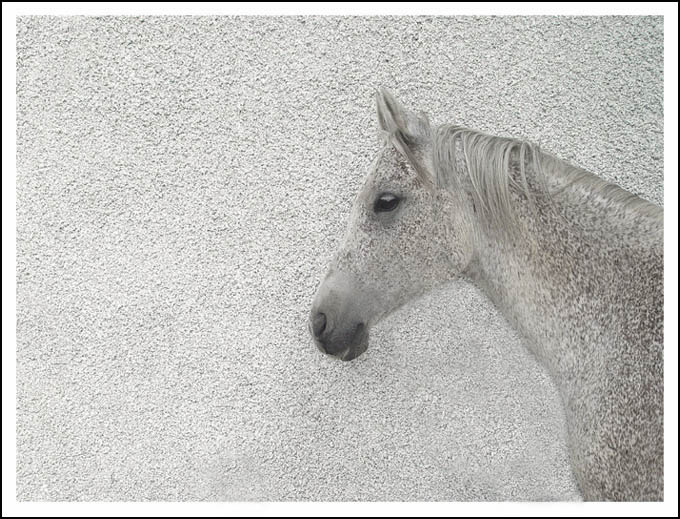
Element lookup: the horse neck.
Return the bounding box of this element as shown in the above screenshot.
[463,155,663,386]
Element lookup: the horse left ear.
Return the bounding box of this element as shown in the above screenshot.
[376,87,431,141]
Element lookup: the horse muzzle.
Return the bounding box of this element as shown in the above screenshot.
[309,271,372,361]
[309,317,369,361]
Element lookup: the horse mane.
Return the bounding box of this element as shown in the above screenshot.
[429,124,663,231]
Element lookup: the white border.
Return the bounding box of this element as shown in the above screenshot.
[4,1,677,16]
[663,7,679,513]
[1,501,679,517]
[2,1,18,517]
[3,2,678,517]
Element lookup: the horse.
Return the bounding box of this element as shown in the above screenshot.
[308,88,663,501]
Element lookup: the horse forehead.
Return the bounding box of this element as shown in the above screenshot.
[372,146,410,181]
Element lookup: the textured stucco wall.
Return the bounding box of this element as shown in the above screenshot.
[16,16,663,500]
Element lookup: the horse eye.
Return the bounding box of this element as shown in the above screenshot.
[374,193,401,213]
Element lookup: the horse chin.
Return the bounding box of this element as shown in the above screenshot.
[340,328,369,361]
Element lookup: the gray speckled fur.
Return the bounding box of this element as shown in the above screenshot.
[310,89,663,501]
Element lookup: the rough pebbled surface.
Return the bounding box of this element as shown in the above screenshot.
[16,16,662,501]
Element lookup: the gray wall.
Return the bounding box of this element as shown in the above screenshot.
[16,16,663,500]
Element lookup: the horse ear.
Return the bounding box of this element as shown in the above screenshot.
[376,87,398,133]
[376,87,430,140]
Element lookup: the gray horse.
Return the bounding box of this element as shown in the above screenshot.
[309,89,663,501]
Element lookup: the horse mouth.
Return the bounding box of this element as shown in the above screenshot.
[310,319,369,361]
[339,323,369,361]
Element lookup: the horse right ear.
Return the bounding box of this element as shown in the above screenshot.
[375,87,430,141]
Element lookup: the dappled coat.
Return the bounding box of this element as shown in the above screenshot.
[310,89,663,501]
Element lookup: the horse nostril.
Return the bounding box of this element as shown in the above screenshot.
[312,312,327,338]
